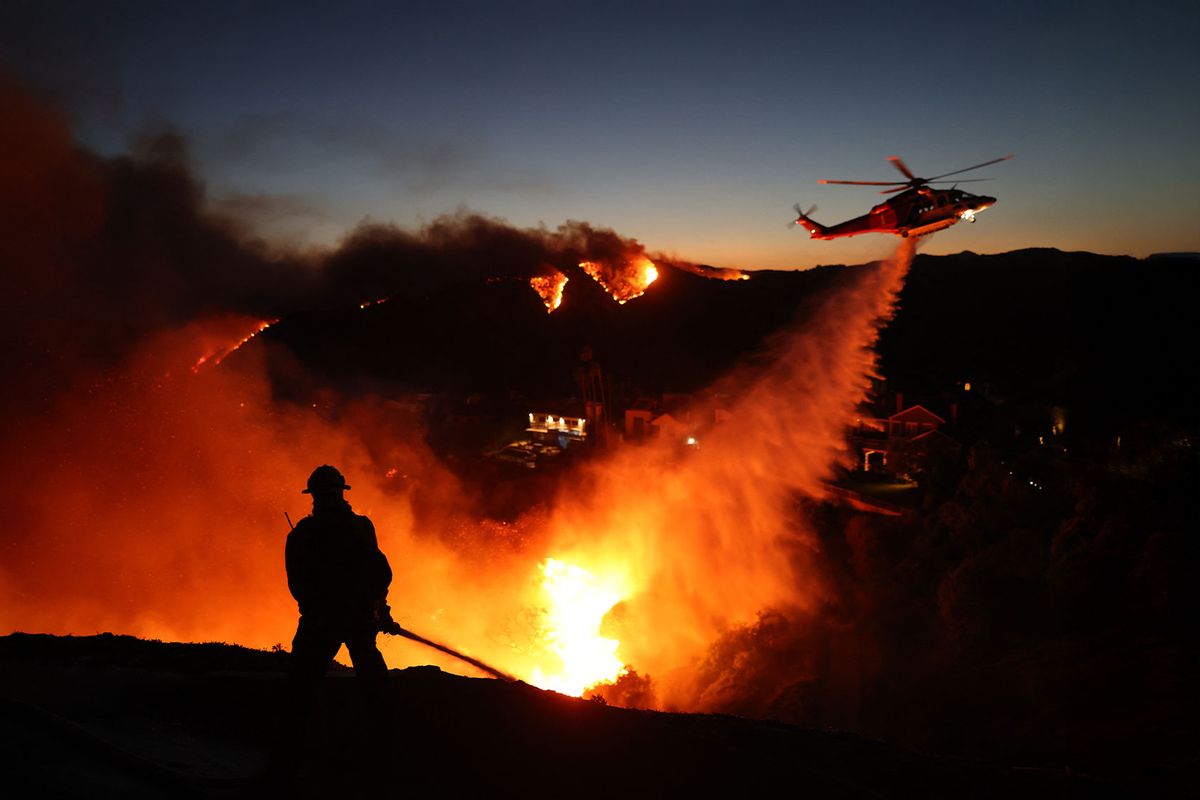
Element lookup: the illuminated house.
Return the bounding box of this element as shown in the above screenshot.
[528,412,587,448]
[853,403,950,473]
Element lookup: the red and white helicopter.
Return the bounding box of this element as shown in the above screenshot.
[792,155,1012,239]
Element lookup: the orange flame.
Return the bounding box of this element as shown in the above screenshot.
[579,256,658,304]
[669,262,750,281]
[529,271,569,313]
[191,319,278,373]
[529,558,629,695]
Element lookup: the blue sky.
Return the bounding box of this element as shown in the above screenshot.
[3,0,1198,267]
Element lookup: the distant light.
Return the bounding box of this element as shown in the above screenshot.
[685,436,698,446]
[964,382,971,392]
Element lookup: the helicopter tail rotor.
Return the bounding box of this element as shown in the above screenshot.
[790,204,827,237]
[789,203,818,227]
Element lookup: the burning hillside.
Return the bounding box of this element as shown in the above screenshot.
[578,255,659,304]
[0,248,915,711]
[529,269,568,313]
[0,79,916,707]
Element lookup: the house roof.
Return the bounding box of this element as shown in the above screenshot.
[651,412,687,429]
[889,404,946,425]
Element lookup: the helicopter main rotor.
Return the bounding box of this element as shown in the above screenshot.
[820,155,1012,194]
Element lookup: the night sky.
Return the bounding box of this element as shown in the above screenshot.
[3,0,1197,268]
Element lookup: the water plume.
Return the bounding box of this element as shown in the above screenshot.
[524,239,915,708]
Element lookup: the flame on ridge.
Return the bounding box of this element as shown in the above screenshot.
[529,271,569,313]
[579,256,659,304]
[191,319,278,373]
[529,557,629,696]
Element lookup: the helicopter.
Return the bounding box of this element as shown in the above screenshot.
[792,155,1012,240]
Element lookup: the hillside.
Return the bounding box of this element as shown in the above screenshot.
[257,249,1199,437]
[0,633,1121,798]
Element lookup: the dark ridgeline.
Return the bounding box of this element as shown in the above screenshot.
[876,248,1200,437]
[262,255,852,401]
[260,247,1198,442]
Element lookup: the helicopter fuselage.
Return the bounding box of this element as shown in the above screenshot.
[797,187,996,240]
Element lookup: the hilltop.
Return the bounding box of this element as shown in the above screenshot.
[0,632,1121,798]
[256,247,1199,439]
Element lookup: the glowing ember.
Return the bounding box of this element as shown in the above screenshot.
[530,558,627,696]
[359,297,390,309]
[191,319,277,373]
[578,256,659,304]
[529,271,569,313]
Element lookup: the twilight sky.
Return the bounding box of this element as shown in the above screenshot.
[3,0,1198,268]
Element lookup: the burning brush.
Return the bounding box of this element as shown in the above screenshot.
[578,257,659,304]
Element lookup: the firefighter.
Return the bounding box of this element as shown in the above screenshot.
[286,465,395,684]
[264,465,398,784]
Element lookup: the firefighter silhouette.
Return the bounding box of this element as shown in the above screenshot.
[286,465,397,683]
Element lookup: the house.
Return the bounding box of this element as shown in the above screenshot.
[852,403,954,475]
[888,405,945,441]
[648,412,689,442]
[527,412,587,448]
[623,393,728,446]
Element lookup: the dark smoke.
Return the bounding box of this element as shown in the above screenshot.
[315,215,657,310]
[0,78,678,414]
[0,79,305,413]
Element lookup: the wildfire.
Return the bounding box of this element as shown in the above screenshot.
[670,262,750,281]
[530,558,628,696]
[529,271,569,313]
[578,256,659,304]
[191,319,278,373]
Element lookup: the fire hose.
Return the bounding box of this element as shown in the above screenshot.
[382,623,515,683]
